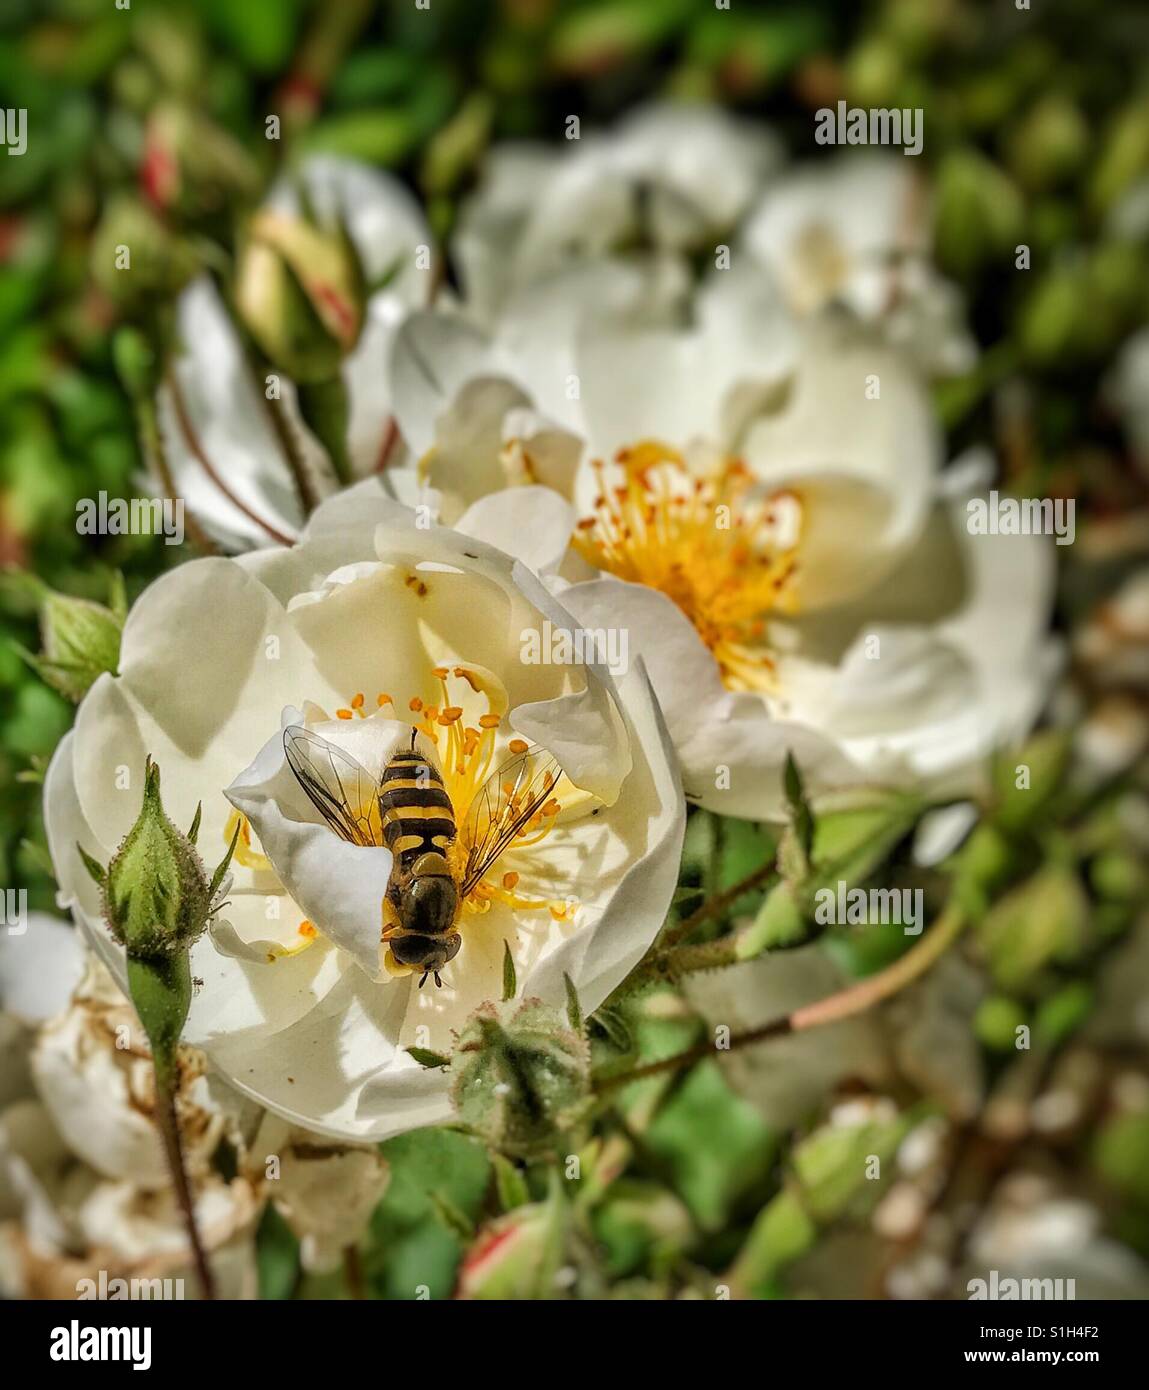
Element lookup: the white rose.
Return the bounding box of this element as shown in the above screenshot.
[455,102,780,321]
[45,486,683,1140]
[387,287,1056,820]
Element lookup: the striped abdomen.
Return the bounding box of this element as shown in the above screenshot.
[378,750,457,871]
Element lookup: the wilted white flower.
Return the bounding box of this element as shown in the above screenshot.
[0,920,257,1299]
[0,919,391,1295]
[46,486,683,1139]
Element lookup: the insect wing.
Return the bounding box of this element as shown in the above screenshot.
[283,726,384,847]
[459,746,562,897]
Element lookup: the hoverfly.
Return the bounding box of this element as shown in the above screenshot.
[283,724,561,988]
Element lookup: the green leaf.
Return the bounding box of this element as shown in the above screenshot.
[255,1203,300,1301]
[502,939,517,1001]
[1035,982,1093,1046]
[564,972,583,1032]
[976,865,1091,991]
[742,881,806,954]
[368,1129,491,1300]
[644,1062,776,1231]
[430,1190,475,1241]
[407,1046,450,1069]
[726,1189,817,1297]
[992,729,1073,832]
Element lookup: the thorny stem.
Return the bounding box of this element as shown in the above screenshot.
[660,859,777,952]
[598,904,968,1095]
[263,389,322,518]
[234,313,319,521]
[153,1058,217,1300]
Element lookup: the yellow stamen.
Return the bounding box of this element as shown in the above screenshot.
[571,440,802,692]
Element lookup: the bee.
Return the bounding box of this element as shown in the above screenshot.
[283,724,561,988]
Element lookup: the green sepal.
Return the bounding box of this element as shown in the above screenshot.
[563,973,583,1032]
[208,820,241,900]
[407,1046,450,1069]
[502,939,517,1001]
[77,843,107,887]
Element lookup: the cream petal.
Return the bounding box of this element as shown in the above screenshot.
[72,558,331,855]
[0,915,85,1024]
[42,733,113,940]
[421,376,535,519]
[520,657,684,1007]
[457,486,578,577]
[32,1020,168,1190]
[557,577,859,819]
[389,311,496,458]
[226,720,397,979]
[775,493,1057,791]
[574,264,795,457]
[741,323,941,605]
[159,277,309,551]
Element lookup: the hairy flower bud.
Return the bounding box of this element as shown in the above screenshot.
[20,577,124,703]
[100,758,217,958]
[450,998,591,1162]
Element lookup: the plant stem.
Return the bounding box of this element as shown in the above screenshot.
[659,859,776,953]
[153,1056,217,1300]
[134,394,218,556]
[598,904,967,1094]
[166,368,298,544]
[265,392,322,519]
[343,1243,365,1299]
